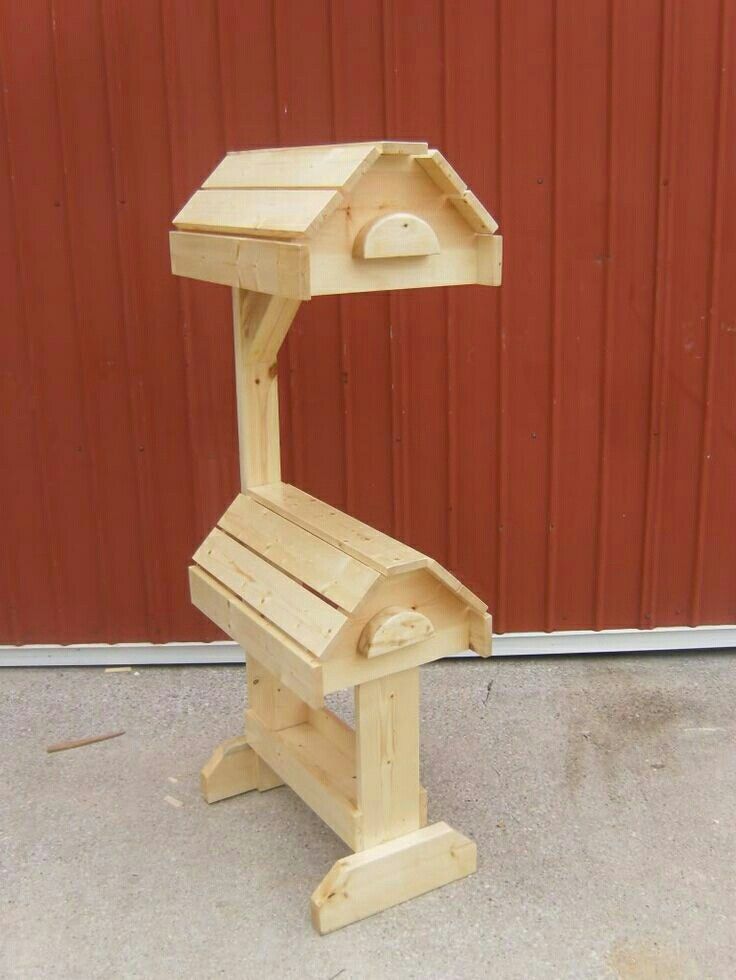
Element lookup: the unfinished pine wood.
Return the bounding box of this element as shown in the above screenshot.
[358,606,435,658]
[200,143,428,192]
[415,149,467,196]
[469,611,493,658]
[311,822,477,934]
[477,234,503,286]
[171,142,502,294]
[424,558,488,614]
[251,702,427,846]
[236,290,300,365]
[246,710,361,849]
[249,482,427,576]
[174,140,503,934]
[353,212,440,259]
[188,566,324,709]
[219,494,379,614]
[173,187,341,238]
[203,144,381,191]
[194,527,346,658]
[309,152,484,295]
[355,667,421,849]
[450,188,499,234]
[377,141,429,154]
[200,735,259,803]
[320,567,466,665]
[248,656,309,730]
[322,623,469,694]
[249,482,488,614]
[247,656,309,791]
[307,705,356,757]
[169,231,310,298]
[232,290,299,490]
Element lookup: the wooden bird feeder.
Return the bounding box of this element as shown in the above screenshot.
[170,140,502,933]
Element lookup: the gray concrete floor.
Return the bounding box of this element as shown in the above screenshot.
[1,654,734,979]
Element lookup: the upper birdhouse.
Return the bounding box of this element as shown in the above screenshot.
[170,141,502,299]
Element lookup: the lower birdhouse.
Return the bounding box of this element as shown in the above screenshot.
[192,482,491,932]
[170,141,500,933]
[192,483,491,709]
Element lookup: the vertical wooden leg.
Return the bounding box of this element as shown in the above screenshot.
[200,655,309,803]
[311,666,477,933]
[247,655,309,791]
[355,666,422,850]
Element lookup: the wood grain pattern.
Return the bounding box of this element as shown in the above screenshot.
[194,527,347,657]
[173,188,340,237]
[219,493,380,613]
[311,822,477,933]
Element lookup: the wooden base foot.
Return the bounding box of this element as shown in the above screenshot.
[201,736,284,803]
[310,822,477,934]
[201,736,258,803]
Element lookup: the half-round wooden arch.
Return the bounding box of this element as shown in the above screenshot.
[358,606,435,658]
[353,211,441,259]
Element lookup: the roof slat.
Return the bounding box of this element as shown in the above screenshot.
[173,188,340,238]
[219,494,380,613]
[415,150,467,195]
[203,144,380,191]
[249,483,489,613]
[249,483,428,576]
[449,189,499,234]
[377,141,429,154]
[194,527,347,657]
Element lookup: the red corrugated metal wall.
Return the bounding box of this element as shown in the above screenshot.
[1,0,734,646]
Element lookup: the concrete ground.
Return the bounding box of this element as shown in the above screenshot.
[1,654,734,980]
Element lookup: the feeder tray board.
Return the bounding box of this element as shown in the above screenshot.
[170,140,502,933]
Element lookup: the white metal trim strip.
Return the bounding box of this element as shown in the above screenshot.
[1,625,734,666]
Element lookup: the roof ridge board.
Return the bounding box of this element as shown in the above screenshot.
[223,141,380,155]
[197,184,345,191]
[221,140,428,155]
[244,485,394,576]
[247,482,429,577]
[243,484,488,613]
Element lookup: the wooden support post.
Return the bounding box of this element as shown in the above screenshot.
[310,667,476,931]
[201,289,308,804]
[247,655,309,790]
[355,667,422,849]
[232,288,300,490]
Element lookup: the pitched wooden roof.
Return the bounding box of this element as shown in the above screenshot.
[172,141,498,239]
[191,482,489,664]
[203,141,428,190]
